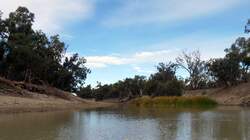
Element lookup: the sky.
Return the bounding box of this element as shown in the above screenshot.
[0,0,250,86]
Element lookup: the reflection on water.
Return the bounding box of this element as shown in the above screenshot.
[0,106,250,140]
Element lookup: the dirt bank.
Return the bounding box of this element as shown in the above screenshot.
[184,82,250,106]
[0,95,114,113]
[0,77,114,113]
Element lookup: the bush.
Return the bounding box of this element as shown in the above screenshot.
[154,80,184,96]
[130,96,217,108]
[92,84,120,100]
[77,85,93,98]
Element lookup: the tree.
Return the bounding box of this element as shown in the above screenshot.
[151,62,177,82]
[176,51,208,89]
[154,80,184,96]
[145,62,184,96]
[123,75,146,97]
[0,11,7,74]
[93,83,113,101]
[225,37,250,82]
[3,7,35,81]
[0,7,90,92]
[207,58,241,86]
[245,19,250,33]
[78,85,93,98]
[61,54,90,91]
[0,10,6,42]
[143,80,157,96]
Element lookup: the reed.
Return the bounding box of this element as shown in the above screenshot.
[130,96,217,108]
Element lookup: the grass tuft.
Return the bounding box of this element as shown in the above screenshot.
[130,96,217,108]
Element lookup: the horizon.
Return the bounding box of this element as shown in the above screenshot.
[1,0,250,86]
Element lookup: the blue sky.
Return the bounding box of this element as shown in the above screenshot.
[1,0,250,86]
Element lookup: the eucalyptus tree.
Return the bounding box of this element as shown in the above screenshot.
[207,57,241,86]
[176,51,208,89]
[225,38,250,82]
[0,7,90,92]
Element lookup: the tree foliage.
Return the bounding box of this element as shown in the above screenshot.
[0,7,90,92]
[227,37,250,81]
[147,62,184,96]
[81,63,184,101]
[206,36,250,86]
[207,58,240,86]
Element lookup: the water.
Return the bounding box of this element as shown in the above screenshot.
[0,106,250,140]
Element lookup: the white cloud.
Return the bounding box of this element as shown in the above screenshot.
[103,0,245,27]
[133,50,179,62]
[86,62,107,68]
[133,66,154,74]
[85,32,238,70]
[85,56,127,68]
[85,49,179,69]
[0,0,94,33]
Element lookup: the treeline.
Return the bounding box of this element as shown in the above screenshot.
[78,63,184,101]
[0,7,90,92]
[79,29,250,101]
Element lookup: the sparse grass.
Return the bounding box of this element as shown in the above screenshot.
[130,96,217,108]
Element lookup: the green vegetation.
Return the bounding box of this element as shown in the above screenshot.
[0,7,90,92]
[130,96,217,108]
[78,62,185,101]
[207,37,250,86]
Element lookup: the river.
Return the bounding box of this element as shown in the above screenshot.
[0,106,250,140]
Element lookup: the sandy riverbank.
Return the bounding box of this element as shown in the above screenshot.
[0,95,114,113]
[0,77,115,113]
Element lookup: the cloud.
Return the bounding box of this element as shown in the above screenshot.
[85,32,238,69]
[85,49,179,69]
[103,0,245,27]
[85,56,127,68]
[133,66,154,74]
[0,0,94,33]
[133,50,179,62]
[86,62,107,69]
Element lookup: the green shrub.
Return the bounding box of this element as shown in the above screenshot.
[130,96,217,108]
[154,80,184,96]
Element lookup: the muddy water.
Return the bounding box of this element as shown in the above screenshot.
[0,106,250,140]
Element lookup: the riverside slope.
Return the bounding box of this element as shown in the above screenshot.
[184,82,250,106]
[0,77,113,113]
